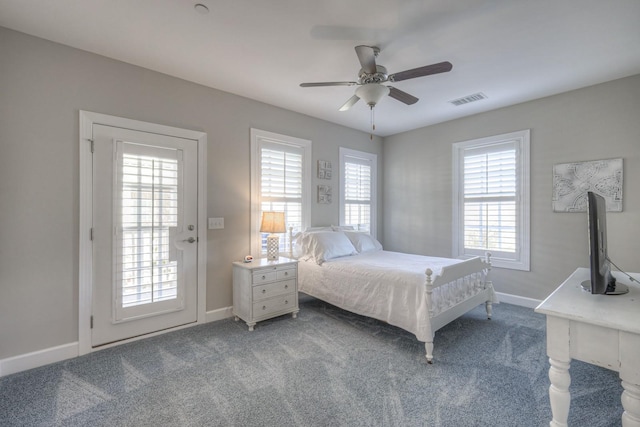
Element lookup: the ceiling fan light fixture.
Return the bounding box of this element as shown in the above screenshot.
[355,84,390,107]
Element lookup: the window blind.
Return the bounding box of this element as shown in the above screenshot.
[343,159,372,232]
[462,143,517,255]
[260,144,304,253]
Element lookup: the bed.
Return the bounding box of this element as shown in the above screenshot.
[291,228,497,363]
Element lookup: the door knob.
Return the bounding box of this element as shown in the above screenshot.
[183,237,196,243]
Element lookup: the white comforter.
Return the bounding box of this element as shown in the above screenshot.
[298,250,495,342]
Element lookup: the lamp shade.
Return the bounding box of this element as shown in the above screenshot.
[355,83,390,106]
[260,211,286,234]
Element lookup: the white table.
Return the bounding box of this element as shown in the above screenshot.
[535,268,640,426]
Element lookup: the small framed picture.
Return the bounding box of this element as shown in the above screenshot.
[318,185,332,204]
[317,160,332,180]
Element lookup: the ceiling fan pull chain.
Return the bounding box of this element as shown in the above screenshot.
[370,105,375,140]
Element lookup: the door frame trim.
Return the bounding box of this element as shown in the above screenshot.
[79,110,207,355]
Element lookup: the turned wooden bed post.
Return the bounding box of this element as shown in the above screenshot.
[288,227,294,259]
[484,252,493,320]
[424,268,435,364]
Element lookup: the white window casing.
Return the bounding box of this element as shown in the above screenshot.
[452,130,530,271]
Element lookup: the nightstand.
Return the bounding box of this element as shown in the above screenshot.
[232,257,299,331]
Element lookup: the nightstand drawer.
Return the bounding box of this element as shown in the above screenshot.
[253,294,295,318]
[277,268,296,280]
[253,279,295,300]
[252,271,277,284]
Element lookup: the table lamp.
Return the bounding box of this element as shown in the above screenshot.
[260,211,286,260]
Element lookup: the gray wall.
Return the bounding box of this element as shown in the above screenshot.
[383,74,640,301]
[0,27,382,359]
[2,24,639,362]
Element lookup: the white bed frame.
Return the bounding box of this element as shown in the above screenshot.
[423,253,493,363]
[289,228,494,363]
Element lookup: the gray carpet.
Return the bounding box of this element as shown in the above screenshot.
[0,296,624,426]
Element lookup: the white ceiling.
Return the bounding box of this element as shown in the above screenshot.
[1,0,639,136]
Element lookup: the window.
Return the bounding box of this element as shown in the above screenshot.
[452,130,530,270]
[119,151,179,308]
[339,148,377,236]
[251,129,311,256]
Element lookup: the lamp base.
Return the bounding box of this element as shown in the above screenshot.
[266,235,280,261]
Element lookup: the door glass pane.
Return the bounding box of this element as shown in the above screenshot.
[120,153,178,308]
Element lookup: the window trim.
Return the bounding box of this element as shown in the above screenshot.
[250,128,311,256]
[339,147,377,238]
[452,130,530,271]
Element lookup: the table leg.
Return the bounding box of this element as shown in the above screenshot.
[621,380,640,427]
[548,357,571,427]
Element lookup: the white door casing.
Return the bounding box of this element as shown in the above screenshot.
[79,111,207,354]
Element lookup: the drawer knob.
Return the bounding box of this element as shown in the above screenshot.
[261,275,266,280]
[262,305,266,310]
[284,284,288,289]
[285,300,288,304]
[262,289,266,294]
[284,272,288,276]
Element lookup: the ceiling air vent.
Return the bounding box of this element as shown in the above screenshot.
[449,92,487,106]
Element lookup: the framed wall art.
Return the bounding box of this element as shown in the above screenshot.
[317,184,332,204]
[317,160,332,179]
[552,158,623,212]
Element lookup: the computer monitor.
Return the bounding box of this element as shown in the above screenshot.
[581,191,628,295]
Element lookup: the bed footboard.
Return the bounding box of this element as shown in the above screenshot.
[423,253,494,363]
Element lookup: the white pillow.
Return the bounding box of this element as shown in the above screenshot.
[344,231,383,253]
[301,231,357,264]
[305,226,334,232]
[331,225,355,231]
[294,228,333,258]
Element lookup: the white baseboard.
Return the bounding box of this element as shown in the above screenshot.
[496,292,542,309]
[1,307,235,377]
[205,306,233,323]
[0,342,79,377]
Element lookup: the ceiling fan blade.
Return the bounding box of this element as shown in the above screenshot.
[387,86,419,105]
[339,94,360,111]
[355,45,377,74]
[300,81,358,87]
[389,61,453,82]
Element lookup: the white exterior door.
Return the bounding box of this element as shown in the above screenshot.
[91,124,199,347]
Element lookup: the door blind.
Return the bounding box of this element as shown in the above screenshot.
[120,153,179,308]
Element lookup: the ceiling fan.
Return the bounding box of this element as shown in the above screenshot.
[300,45,453,112]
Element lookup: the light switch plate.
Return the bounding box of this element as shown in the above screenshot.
[208,217,224,229]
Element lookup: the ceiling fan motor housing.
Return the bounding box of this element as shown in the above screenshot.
[359,65,388,84]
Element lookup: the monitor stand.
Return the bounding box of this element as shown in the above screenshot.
[580,280,629,295]
[606,282,629,295]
